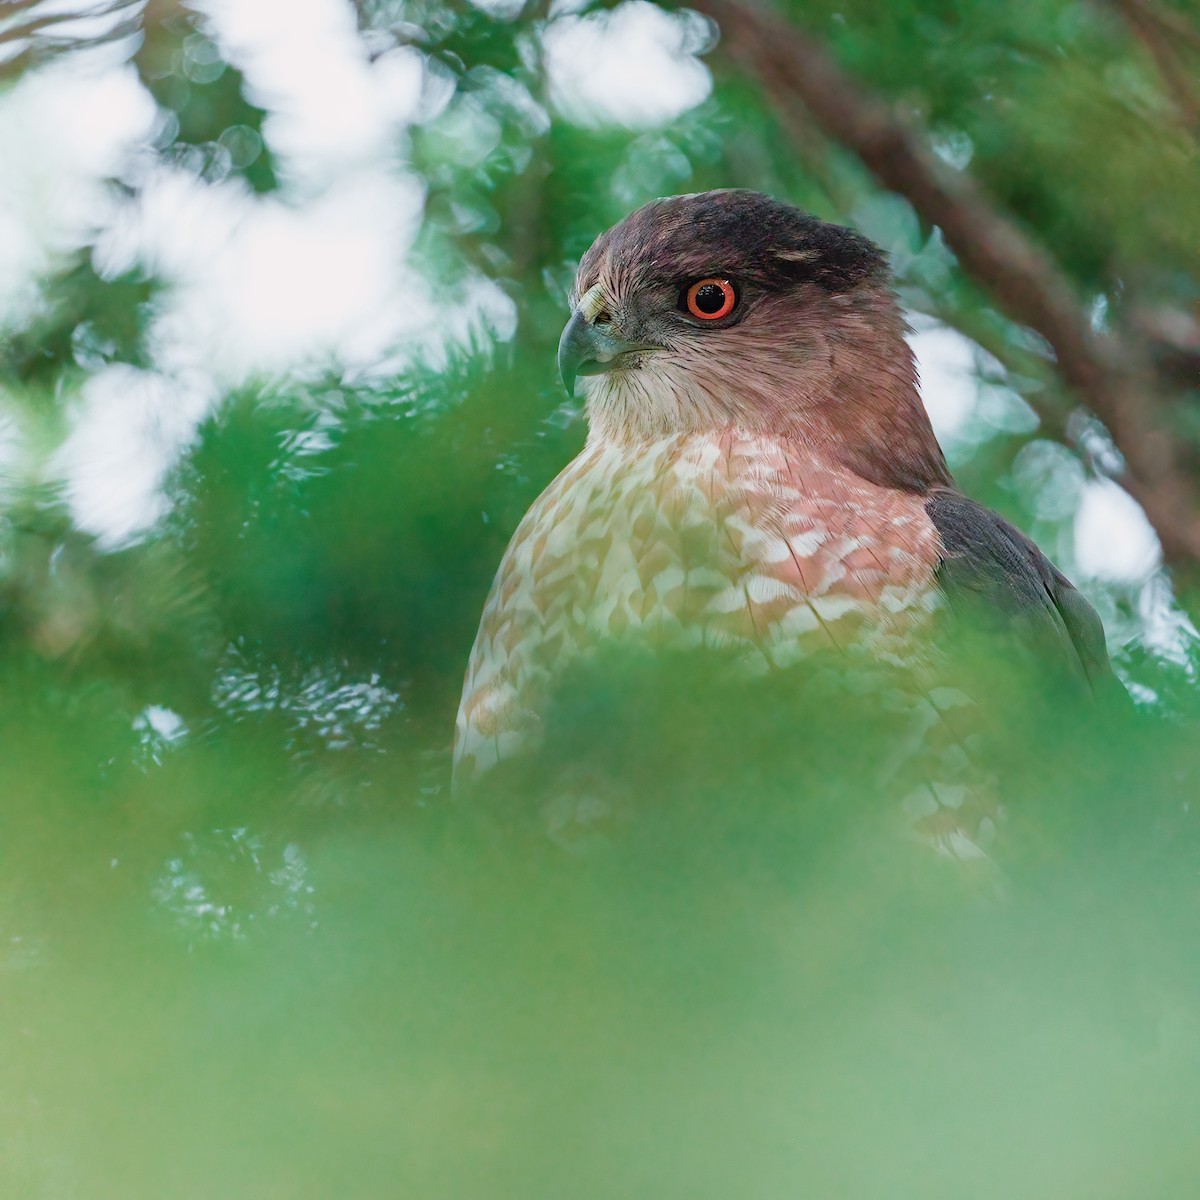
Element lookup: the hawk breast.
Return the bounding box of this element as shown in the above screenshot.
[454,429,944,786]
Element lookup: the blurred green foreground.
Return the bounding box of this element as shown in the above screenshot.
[3,0,1200,1194]
[2,592,1200,1198]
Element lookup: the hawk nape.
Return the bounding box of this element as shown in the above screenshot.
[454,189,1120,852]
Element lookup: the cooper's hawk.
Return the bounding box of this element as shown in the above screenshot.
[454,190,1118,849]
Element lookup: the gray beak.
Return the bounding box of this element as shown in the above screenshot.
[557,309,656,395]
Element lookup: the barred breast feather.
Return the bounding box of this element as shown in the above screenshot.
[454,429,946,789]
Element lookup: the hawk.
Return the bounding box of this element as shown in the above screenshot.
[454,190,1117,849]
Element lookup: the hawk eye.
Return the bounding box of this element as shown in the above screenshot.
[684,278,736,321]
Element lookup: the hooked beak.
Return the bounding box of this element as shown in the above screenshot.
[557,308,659,395]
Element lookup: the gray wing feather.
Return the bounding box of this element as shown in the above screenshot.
[925,488,1120,697]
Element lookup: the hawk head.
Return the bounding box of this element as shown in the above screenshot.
[558,189,951,493]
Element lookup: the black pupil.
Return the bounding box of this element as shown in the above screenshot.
[693,283,727,314]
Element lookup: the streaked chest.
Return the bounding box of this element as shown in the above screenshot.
[459,432,944,759]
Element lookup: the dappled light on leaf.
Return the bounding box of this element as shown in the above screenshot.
[0,0,1198,1195]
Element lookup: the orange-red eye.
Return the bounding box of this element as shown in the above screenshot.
[685,278,736,321]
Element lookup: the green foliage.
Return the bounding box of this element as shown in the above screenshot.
[135,10,278,192]
[1,259,158,386]
[0,0,1199,1194]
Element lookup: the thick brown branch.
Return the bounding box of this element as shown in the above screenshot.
[1124,0,1200,52]
[692,0,1200,569]
[1112,0,1200,133]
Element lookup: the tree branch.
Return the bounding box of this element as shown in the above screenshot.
[1111,0,1200,134]
[692,0,1200,570]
